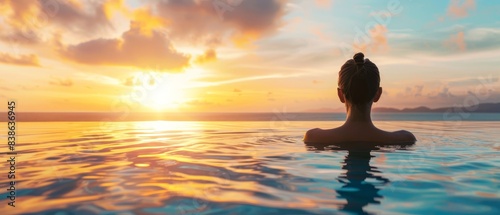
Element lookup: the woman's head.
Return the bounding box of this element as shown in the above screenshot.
[338,52,381,107]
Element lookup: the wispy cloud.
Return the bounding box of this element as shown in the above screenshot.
[49,78,73,87]
[353,24,389,53]
[444,31,466,51]
[191,73,306,88]
[0,53,40,66]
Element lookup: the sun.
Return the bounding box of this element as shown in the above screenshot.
[147,79,186,110]
[142,72,190,111]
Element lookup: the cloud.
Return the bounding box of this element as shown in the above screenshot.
[123,76,137,86]
[0,0,121,44]
[0,29,42,45]
[1,0,288,70]
[403,85,424,97]
[0,52,40,66]
[447,77,499,87]
[429,86,455,99]
[122,73,160,87]
[49,78,73,87]
[444,31,466,51]
[61,23,190,70]
[39,0,115,33]
[195,49,217,64]
[353,24,389,53]
[447,0,475,18]
[155,0,287,46]
[369,25,389,51]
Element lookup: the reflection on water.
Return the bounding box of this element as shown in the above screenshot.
[1,121,499,215]
[337,150,389,215]
[305,143,391,215]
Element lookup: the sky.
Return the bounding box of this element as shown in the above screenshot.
[0,0,499,112]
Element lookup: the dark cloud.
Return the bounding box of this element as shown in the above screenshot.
[155,0,287,45]
[38,0,114,34]
[61,23,190,70]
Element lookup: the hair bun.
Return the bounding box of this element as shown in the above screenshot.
[353,52,365,64]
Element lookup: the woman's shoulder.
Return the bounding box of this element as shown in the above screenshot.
[304,128,324,142]
[304,128,323,140]
[389,129,417,143]
[304,127,342,143]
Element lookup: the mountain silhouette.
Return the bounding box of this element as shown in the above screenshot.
[373,102,500,113]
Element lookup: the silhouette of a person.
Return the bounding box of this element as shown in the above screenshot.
[304,52,416,145]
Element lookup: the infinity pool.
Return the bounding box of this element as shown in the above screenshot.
[1,121,499,214]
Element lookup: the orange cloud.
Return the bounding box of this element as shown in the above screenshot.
[195,49,217,64]
[130,7,168,36]
[445,31,466,51]
[61,23,190,70]
[1,0,287,70]
[0,0,39,27]
[353,24,389,53]
[0,52,40,66]
[371,24,388,51]
[0,0,122,45]
[447,0,475,18]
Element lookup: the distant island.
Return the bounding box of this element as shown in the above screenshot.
[304,102,500,113]
[373,102,500,113]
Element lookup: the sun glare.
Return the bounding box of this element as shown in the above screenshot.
[139,67,204,111]
[148,83,185,110]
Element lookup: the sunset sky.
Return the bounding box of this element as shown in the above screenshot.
[0,0,499,112]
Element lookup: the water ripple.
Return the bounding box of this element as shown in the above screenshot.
[1,121,499,214]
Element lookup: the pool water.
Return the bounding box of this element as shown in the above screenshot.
[1,121,499,214]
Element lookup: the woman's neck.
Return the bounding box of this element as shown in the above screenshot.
[344,104,374,125]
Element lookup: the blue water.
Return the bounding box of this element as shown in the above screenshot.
[1,120,499,214]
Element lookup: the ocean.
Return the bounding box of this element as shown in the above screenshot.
[1,114,499,214]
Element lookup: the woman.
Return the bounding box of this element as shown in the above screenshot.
[304,52,416,145]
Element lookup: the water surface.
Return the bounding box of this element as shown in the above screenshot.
[1,121,499,214]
